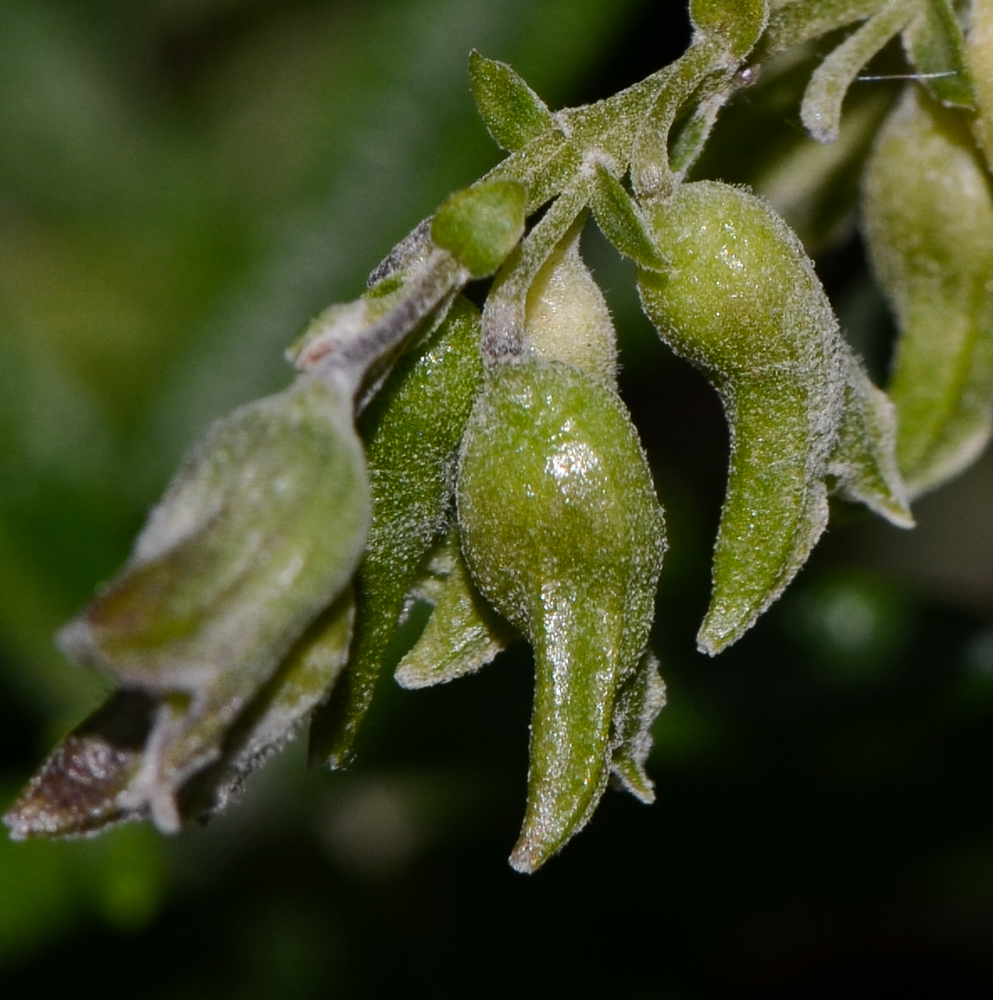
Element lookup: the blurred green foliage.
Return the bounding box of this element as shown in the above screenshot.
[2,0,993,995]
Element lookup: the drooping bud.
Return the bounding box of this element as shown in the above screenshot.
[638,180,909,654]
[862,85,993,495]
[308,297,485,767]
[20,375,369,833]
[457,359,665,872]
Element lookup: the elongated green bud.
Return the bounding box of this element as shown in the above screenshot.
[638,180,908,654]
[457,359,665,872]
[27,375,369,831]
[309,297,485,767]
[863,85,993,495]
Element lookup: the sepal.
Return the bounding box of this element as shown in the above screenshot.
[609,652,667,805]
[394,528,515,690]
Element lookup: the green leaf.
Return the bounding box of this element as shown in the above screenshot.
[862,85,993,495]
[590,165,669,272]
[469,51,555,152]
[431,180,527,278]
[457,360,665,871]
[902,0,976,109]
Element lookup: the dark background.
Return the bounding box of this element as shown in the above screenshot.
[2,1,993,996]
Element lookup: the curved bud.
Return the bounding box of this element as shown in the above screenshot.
[43,375,369,830]
[308,297,485,767]
[862,85,993,495]
[524,215,618,385]
[637,180,906,653]
[457,359,665,872]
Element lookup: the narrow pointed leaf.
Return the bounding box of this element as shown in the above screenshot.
[469,50,555,152]
[591,165,668,271]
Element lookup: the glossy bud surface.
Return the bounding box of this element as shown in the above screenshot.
[458,359,665,871]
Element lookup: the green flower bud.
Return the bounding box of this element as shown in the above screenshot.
[457,359,665,872]
[863,85,993,495]
[308,297,485,767]
[50,375,369,830]
[637,180,908,653]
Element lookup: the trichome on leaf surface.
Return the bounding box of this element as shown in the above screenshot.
[7,0,993,872]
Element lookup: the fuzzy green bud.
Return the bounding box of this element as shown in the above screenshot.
[638,180,908,653]
[457,359,665,872]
